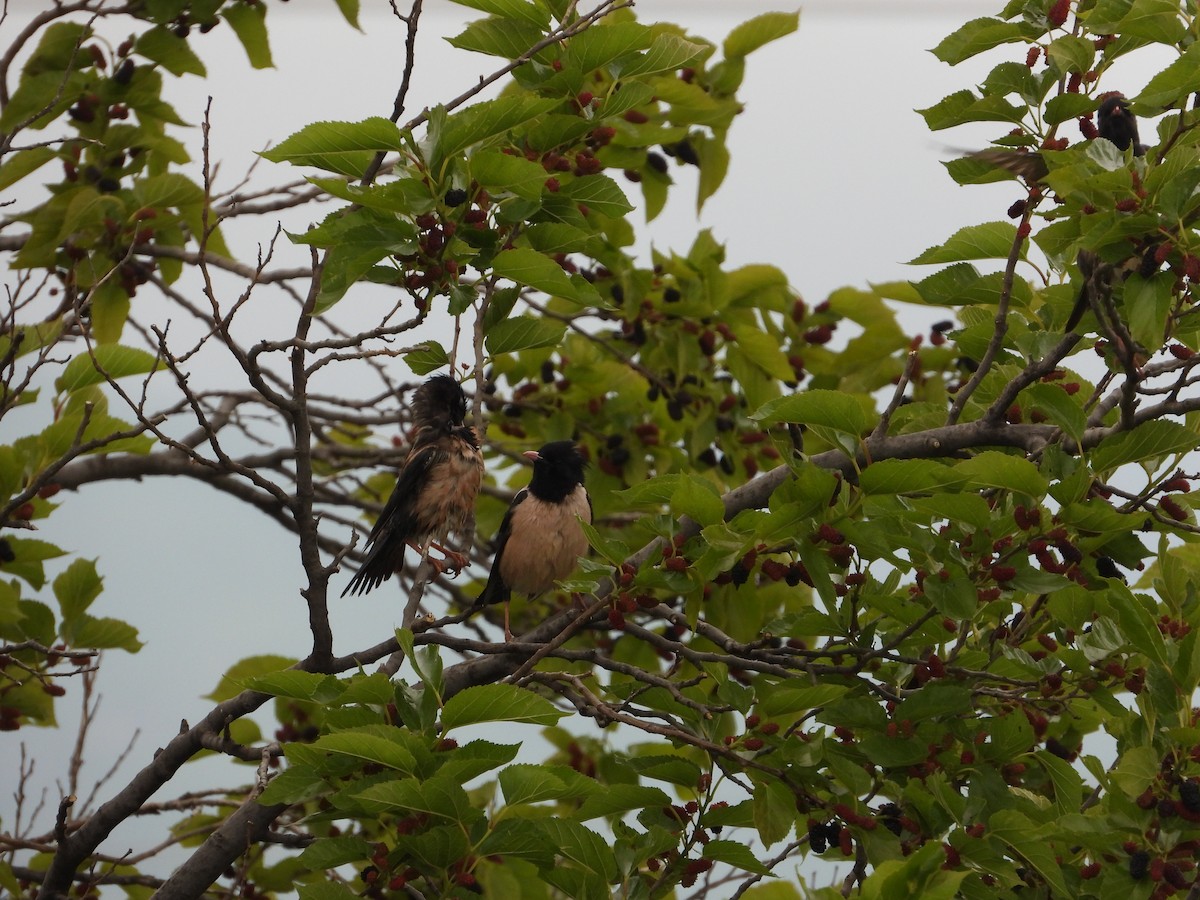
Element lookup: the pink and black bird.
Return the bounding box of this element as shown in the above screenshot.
[342,374,484,597]
[474,440,592,640]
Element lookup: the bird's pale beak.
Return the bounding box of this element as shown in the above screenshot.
[522,450,541,462]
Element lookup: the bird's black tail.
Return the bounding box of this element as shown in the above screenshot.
[341,539,403,597]
[473,569,509,609]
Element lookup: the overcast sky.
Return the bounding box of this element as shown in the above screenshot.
[0,0,1165,882]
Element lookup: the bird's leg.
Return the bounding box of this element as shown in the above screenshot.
[504,601,513,643]
[428,539,470,575]
[407,540,449,577]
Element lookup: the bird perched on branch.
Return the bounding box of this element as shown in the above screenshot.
[970,93,1150,336]
[342,374,484,597]
[1065,93,1147,332]
[474,440,592,640]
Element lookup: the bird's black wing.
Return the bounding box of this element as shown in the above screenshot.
[475,488,529,608]
[342,442,445,597]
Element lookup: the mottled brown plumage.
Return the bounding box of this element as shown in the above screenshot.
[342,375,483,597]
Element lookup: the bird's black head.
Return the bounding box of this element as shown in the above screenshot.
[1096,94,1143,156]
[410,374,468,432]
[525,440,586,503]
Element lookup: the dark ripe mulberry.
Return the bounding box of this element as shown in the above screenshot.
[673,140,700,166]
[808,821,829,854]
[1180,780,1200,812]
[878,803,903,836]
[0,539,13,564]
[667,399,684,421]
[1129,850,1150,880]
[1007,198,1027,219]
[646,151,669,174]
[114,58,135,85]
[663,287,681,303]
[445,188,468,206]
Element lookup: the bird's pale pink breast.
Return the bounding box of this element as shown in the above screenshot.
[500,485,591,595]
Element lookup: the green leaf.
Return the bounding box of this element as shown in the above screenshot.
[136,25,207,76]
[89,281,130,345]
[724,11,799,58]
[702,838,773,875]
[208,654,297,702]
[332,0,360,28]
[1023,383,1086,446]
[404,341,450,376]
[576,783,671,820]
[536,819,618,880]
[566,22,652,75]
[441,683,566,730]
[438,740,521,783]
[448,0,549,28]
[298,836,374,872]
[55,345,159,393]
[986,810,1070,896]
[624,754,704,788]
[756,683,849,717]
[954,451,1047,494]
[470,149,550,201]
[262,118,404,176]
[620,34,710,78]
[244,671,345,704]
[298,885,358,900]
[1035,750,1083,815]
[70,615,142,652]
[751,777,795,846]
[356,775,478,823]
[499,764,569,805]
[310,731,419,773]
[1045,34,1095,77]
[932,18,1031,65]
[1126,271,1173,352]
[131,172,205,210]
[559,174,633,218]
[670,475,725,526]
[859,459,960,495]
[224,1,274,69]
[917,90,1026,131]
[447,17,546,61]
[0,147,55,192]
[433,95,558,164]
[259,766,328,806]
[484,315,567,355]
[1091,421,1200,472]
[53,559,101,625]
[492,247,601,305]
[1137,41,1200,108]
[909,222,1023,265]
[751,389,874,436]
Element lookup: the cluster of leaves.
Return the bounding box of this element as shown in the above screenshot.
[9,0,1200,897]
[0,0,358,730]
